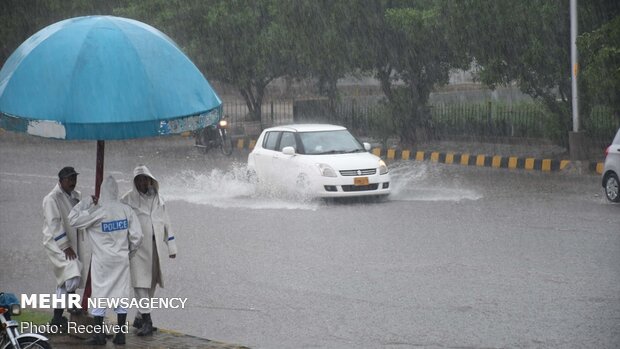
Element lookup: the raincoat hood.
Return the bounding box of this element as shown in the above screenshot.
[99,175,119,204]
[133,164,159,192]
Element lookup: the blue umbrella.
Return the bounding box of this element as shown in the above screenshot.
[0,15,221,195]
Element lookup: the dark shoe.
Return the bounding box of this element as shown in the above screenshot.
[85,316,107,345]
[113,332,126,345]
[133,314,158,332]
[67,305,83,315]
[50,315,68,328]
[132,314,142,329]
[66,292,82,315]
[85,334,107,345]
[136,313,154,336]
[113,313,127,344]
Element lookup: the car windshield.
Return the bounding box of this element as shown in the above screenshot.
[298,130,365,155]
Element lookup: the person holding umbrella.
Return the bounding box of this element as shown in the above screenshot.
[42,166,89,327]
[121,164,177,336]
[69,175,143,345]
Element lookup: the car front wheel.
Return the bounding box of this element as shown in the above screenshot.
[296,173,310,191]
[605,173,620,202]
[247,169,258,184]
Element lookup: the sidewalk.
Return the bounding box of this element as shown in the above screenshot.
[20,311,250,349]
[47,328,250,349]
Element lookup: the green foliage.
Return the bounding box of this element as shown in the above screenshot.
[2,0,619,147]
[276,0,355,103]
[367,102,397,147]
[352,0,469,144]
[443,0,620,146]
[0,0,121,65]
[579,15,620,115]
[583,105,620,142]
[431,101,547,139]
[115,0,293,121]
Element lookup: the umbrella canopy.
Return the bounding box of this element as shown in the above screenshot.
[0,15,222,140]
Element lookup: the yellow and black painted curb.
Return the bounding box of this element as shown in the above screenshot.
[369,148,604,175]
[188,134,605,175]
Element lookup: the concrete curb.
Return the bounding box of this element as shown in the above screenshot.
[224,136,604,175]
[370,148,604,175]
[18,309,251,348]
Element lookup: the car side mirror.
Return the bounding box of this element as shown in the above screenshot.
[363,142,371,151]
[282,146,296,155]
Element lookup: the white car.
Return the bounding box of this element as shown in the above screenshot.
[247,124,391,198]
[602,128,620,202]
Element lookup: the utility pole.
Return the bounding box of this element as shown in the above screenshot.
[569,0,587,160]
[571,0,579,132]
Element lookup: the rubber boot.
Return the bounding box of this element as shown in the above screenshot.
[132,313,142,329]
[113,313,127,345]
[50,309,67,328]
[67,292,82,315]
[85,316,106,345]
[136,313,154,336]
[133,313,158,331]
[50,309,63,323]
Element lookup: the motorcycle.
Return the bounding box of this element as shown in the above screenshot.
[0,292,51,349]
[194,116,234,156]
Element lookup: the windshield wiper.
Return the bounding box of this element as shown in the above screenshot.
[315,150,346,155]
[314,149,363,155]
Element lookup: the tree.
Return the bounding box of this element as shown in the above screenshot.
[443,0,620,145]
[579,14,620,119]
[198,0,295,121]
[116,0,294,122]
[276,0,358,113]
[1,0,122,67]
[351,0,469,144]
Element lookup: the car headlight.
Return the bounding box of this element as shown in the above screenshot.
[379,160,388,175]
[218,119,228,128]
[318,163,337,177]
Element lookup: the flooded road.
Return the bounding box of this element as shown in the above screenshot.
[1,133,618,348]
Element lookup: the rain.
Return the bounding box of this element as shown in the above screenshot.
[1,1,620,349]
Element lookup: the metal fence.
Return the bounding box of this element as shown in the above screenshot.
[222,100,294,136]
[291,97,381,136]
[431,102,547,138]
[291,98,554,139]
[223,98,619,146]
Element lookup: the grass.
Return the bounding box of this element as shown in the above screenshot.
[12,308,52,325]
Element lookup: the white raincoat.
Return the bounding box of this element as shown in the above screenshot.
[42,183,91,288]
[121,165,177,288]
[68,176,143,299]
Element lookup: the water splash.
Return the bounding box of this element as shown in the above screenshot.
[161,162,320,210]
[160,161,482,209]
[388,161,483,202]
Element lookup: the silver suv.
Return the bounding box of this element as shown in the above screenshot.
[602,128,620,202]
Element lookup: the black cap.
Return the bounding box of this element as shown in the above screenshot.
[58,167,79,179]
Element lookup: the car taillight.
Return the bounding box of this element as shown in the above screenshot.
[605,146,610,157]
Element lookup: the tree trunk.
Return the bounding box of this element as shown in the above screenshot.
[239,81,268,122]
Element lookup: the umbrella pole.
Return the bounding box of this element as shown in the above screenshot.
[95,140,105,199]
[82,140,104,311]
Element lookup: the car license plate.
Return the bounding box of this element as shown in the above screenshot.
[354,177,369,186]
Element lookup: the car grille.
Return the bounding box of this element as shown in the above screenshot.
[341,184,379,192]
[339,168,376,176]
